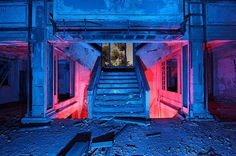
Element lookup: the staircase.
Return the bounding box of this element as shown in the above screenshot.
[92,68,146,118]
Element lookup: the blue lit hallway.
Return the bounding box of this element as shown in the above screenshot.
[0,0,236,155]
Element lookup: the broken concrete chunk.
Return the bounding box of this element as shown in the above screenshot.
[73,120,89,127]
[91,131,115,148]
[20,154,33,156]
[113,117,150,126]
[146,132,161,137]
[58,132,91,156]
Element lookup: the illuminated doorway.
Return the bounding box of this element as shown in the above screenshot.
[102,43,134,67]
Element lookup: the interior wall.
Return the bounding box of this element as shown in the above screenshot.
[52,43,97,119]
[208,41,236,104]
[0,54,26,105]
[136,42,185,118]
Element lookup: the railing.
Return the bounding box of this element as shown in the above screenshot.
[87,56,102,118]
[135,56,150,118]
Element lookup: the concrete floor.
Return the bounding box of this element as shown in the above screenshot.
[0,118,235,155]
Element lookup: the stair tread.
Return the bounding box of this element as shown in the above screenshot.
[97,86,139,89]
[102,74,136,76]
[98,83,139,87]
[99,80,138,83]
[96,94,141,97]
[95,102,143,106]
[100,76,136,79]
[93,109,145,113]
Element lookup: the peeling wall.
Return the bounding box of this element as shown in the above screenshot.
[53,43,96,119]
[209,41,236,104]
[54,0,184,28]
[65,43,100,70]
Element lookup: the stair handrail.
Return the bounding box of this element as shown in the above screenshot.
[88,56,102,118]
[135,56,150,91]
[135,56,150,118]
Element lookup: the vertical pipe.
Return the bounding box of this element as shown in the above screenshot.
[26,0,32,117]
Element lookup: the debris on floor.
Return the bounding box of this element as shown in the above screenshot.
[113,117,150,126]
[91,131,115,148]
[146,132,161,137]
[58,132,91,156]
[198,147,221,156]
[0,118,235,155]
[19,125,50,132]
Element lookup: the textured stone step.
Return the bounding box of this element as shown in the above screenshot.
[95,94,141,100]
[96,88,140,94]
[99,79,138,84]
[97,83,139,89]
[101,72,136,76]
[93,112,146,118]
[93,106,144,113]
[100,75,137,80]
[95,100,143,106]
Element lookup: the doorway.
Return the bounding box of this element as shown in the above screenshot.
[102,43,134,68]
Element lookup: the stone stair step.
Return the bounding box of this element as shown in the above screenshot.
[100,75,137,79]
[93,106,144,113]
[95,94,141,100]
[95,100,143,106]
[101,72,136,76]
[96,88,140,94]
[99,79,138,84]
[97,83,139,88]
[93,112,146,118]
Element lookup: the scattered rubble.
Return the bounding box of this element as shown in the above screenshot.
[146,132,161,137]
[198,147,221,156]
[58,132,91,156]
[19,126,50,132]
[113,117,150,126]
[91,131,115,148]
[0,119,235,155]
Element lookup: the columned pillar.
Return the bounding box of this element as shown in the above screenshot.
[188,0,212,119]
[22,0,52,124]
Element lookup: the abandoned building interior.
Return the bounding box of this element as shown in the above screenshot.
[0,0,236,155]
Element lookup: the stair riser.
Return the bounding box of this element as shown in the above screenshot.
[93,107,144,113]
[95,100,143,106]
[95,95,141,100]
[97,83,139,88]
[100,75,137,79]
[93,113,146,118]
[99,79,138,84]
[97,89,140,94]
[101,72,136,76]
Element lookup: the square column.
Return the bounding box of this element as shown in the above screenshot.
[22,0,52,124]
[188,0,212,119]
